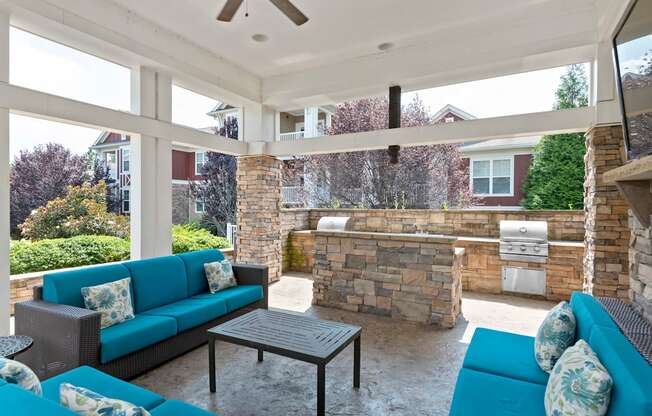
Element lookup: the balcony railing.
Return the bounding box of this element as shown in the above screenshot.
[279,131,305,141]
[282,186,303,204]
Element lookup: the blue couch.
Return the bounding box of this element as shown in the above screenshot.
[450,292,652,415]
[15,249,268,380]
[0,366,216,415]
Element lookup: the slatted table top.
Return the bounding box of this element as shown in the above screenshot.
[209,309,361,363]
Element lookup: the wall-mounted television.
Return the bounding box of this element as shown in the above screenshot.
[614,0,652,160]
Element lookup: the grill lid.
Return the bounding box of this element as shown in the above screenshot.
[317,217,353,231]
[499,220,548,243]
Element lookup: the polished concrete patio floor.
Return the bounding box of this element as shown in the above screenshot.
[134,273,554,416]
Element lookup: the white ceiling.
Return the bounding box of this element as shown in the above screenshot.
[109,0,599,78]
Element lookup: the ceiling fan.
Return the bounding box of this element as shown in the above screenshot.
[217,0,309,26]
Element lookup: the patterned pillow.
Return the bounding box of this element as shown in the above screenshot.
[60,383,150,416]
[535,301,576,372]
[81,278,135,329]
[0,358,42,396]
[204,260,237,293]
[545,340,613,416]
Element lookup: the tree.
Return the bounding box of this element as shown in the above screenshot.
[522,65,588,210]
[10,143,89,236]
[303,96,472,209]
[190,116,238,235]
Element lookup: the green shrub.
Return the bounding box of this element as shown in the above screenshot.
[10,235,130,275]
[172,224,231,254]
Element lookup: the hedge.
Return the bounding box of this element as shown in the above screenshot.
[11,225,231,275]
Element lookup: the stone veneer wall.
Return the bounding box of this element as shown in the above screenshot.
[313,231,462,327]
[583,125,630,300]
[281,209,310,273]
[630,215,652,322]
[236,156,282,282]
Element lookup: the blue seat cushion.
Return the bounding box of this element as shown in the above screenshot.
[124,256,189,313]
[178,249,225,297]
[42,366,164,410]
[449,368,546,416]
[191,285,263,312]
[100,315,177,364]
[150,400,216,416]
[43,264,132,308]
[463,328,549,385]
[142,298,228,332]
[570,292,617,341]
[0,384,77,415]
[588,326,652,416]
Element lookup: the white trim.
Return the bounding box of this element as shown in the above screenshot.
[470,155,515,197]
[194,151,206,176]
[194,198,206,214]
[432,104,477,122]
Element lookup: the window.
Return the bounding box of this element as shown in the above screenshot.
[195,152,207,175]
[121,148,130,172]
[471,157,513,196]
[122,189,130,213]
[445,117,455,123]
[195,198,206,214]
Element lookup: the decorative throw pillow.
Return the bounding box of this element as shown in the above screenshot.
[204,260,237,293]
[0,358,42,396]
[60,383,150,416]
[544,340,613,416]
[81,277,135,329]
[535,301,576,372]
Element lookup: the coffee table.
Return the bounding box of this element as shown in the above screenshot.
[0,335,33,359]
[208,309,362,416]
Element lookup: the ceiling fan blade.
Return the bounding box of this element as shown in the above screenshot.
[269,0,309,26]
[217,0,244,22]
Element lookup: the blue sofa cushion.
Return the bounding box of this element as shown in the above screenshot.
[570,292,617,341]
[100,315,177,364]
[178,249,225,297]
[142,298,228,332]
[43,264,132,308]
[0,384,77,416]
[124,256,188,313]
[463,328,549,385]
[192,285,263,312]
[588,326,652,416]
[449,368,546,416]
[150,400,216,416]
[42,366,165,410]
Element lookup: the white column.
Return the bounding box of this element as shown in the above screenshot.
[304,107,319,138]
[0,10,9,335]
[325,111,332,130]
[595,41,622,125]
[242,103,277,144]
[130,67,173,259]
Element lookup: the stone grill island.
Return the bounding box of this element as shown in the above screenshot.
[312,230,464,328]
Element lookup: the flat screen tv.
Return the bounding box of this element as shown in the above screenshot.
[614,0,652,160]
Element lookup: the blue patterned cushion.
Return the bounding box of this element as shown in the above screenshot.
[60,383,150,416]
[81,278,135,329]
[204,261,237,293]
[535,301,576,372]
[0,358,42,396]
[544,340,613,416]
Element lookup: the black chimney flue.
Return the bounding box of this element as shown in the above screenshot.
[388,85,401,164]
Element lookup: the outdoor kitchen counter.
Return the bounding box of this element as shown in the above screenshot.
[454,235,584,248]
[312,230,463,328]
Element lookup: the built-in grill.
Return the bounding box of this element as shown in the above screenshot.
[316,216,353,231]
[499,220,549,264]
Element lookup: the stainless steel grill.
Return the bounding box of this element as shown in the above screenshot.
[316,217,353,231]
[499,220,548,264]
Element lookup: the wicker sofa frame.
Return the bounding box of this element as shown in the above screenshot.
[14,264,269,381]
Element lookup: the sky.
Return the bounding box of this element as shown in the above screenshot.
[8,27,587,160]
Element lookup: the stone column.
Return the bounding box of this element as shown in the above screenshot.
[583,125,630,300]
[236,155,282,282]
[630,215,652,322]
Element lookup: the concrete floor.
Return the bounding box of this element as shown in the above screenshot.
[134,273,554,416]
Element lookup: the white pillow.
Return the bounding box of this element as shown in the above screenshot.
[81,277,135,329]
[534,301,576,372]
[545,339,613,416]
[60,383,150,416]
[0,358,42,396]
[204,260,237,293]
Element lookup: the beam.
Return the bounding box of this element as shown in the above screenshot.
[266,107,594,157]
[0,9,9,336]
[0,82,249,155]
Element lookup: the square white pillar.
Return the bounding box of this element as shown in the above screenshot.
[130,67,173,259]
[0,10,10,335]
[304,107,319,138]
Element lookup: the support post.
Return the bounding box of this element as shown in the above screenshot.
[388,85,401,163]
[304,107,320,138]
[130,67,173,259]
[0,10,9,335]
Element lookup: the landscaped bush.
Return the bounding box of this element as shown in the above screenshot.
[10,235,130,275]
[172,223,231,254]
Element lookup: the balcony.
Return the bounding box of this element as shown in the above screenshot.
[279,131,305,141]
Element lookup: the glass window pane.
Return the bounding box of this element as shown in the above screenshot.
[473,178,490,194]
[493,177,511,194]
[493,159,511,177]
[472,160,490,177]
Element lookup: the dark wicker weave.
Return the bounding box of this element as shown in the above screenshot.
[15,264,268,381]
[597,297,652,365]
